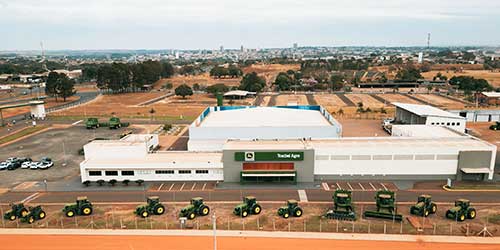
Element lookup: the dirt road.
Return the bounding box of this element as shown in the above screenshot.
[0,235,496,250]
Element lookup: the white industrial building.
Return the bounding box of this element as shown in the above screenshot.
[79,104,497,184]
[393,102,466,132]
[188,106,342,151]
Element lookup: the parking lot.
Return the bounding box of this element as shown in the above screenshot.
[149,182,217,192]
[321,181,398,192]
[0,125,138,188]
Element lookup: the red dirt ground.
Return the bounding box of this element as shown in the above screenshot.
[0,235,496,250]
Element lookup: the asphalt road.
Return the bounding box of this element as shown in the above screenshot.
[1,188,500,205]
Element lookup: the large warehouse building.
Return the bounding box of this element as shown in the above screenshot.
[80,104,497,184]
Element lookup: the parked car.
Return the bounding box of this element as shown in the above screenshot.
[21,158,34,169]
[0,161,8,170]
[38,158,53,170]
[6,161,21,170]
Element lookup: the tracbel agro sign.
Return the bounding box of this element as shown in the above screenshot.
[235,151,304,161]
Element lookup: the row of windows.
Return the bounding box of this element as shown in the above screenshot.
[88,170,211,176]
[430,122,461,126]
[316,154,457,161]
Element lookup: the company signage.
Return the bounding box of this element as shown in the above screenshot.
[235,151,304,161]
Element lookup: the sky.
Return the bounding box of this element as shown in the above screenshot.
[1,0,500,50]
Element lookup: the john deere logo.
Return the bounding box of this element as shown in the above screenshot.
[245,152,255,161]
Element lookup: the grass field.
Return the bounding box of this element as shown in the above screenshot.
[421,70,500,87]
[0,125,49,145]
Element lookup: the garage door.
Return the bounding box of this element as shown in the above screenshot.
[243,163,294,171]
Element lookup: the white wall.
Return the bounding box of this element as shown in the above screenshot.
[425,116,466,132]
[83,143,147,160]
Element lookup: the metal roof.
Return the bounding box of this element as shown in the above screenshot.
[481,92,500,98]
[223,90,257,96]
[200,107,332,127]
[392,102,465,119]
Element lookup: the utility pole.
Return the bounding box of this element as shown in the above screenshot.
[427,33,431,50]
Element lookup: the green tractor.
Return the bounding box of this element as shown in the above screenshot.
[489,121,500,131]
[85,118,99,129]
[20,205,46,224]
[363,190,403,221]
[135,196,166,218]
[179,197,210,220]
[325,189,356,220]
[62,197,93,217]
[3,203,29,221]
[445,199,476,222]
[233,196,262,218]
[410,194,437,217]
[277,199,303,219]
[109,117,122,129]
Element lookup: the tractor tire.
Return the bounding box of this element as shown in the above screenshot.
[283,212,290,219]
[467,208,476,219]
[431,203,437,214]
[21,208,29,217]
[294,207,303,217]
[81,205,93,216]
[242,211,248,218]
[189,212,196,220]
[199,205,210,216]
[9,214,16,221]
[424,210,430,217]
[445,210,452,219]
[66,210,75,217]
[253,205,262,215]
[458,214,466,222]
[27,216,35,224]
[154,204,165,215]
[38,211,46,220]
[141,211,149,218]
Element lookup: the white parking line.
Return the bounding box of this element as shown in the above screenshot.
[358,183,365,191]
[369,182,376,190]
[157,183,164,191]
[321,182,330,191]
[179,182,186,191]
[346,182,354,191]
[335,182,340,190]
[168,183,175,191]
[298,190,308,202]
[202,183,207,191]
[380,183,388,191]
[71,120,83,126]
[21,193,40,203]
[191,183,197,191]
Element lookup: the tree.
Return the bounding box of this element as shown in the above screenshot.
[206,83,229,95]
[239,72,266,92]
[329,74,344,91]
[449,76,492,93]
[175,84,193,98]
[395,66,422,81]
[161,61,175,78]
[274,72,293,91]
[193,83,201,91]
[58,76,76,102]
[45,72,60,101]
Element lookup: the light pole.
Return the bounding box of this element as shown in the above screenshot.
[212,213,217,250]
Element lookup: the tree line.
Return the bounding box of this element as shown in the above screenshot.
[209,65,243,78]
[45,72,76,102]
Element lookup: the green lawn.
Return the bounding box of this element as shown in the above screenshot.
[0,125,49,145]
[47,115,196,122]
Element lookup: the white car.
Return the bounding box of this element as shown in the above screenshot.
[21,161,34,169]
[0,162,8,170]
[38,161,54,170]
[29,162,40,169]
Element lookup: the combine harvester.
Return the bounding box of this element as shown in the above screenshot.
[363,190,403,221]
[325,189,356,220]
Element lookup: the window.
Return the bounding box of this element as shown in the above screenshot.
[446,122,450,126]
[431,122,435,125]
[351,155,371,160]
[179,170,192,174]
[415,154,435,160]
[441,122,445,125]
[122,170,134,176]
[331,155,350,160]
[89,171,101,176]
[394,155,413,160]
[372,155,392,160]
[451,122,455,126]
[196,170,209,174]
[315,155,329,160]
[436,154,457,160]
[457,122,460,126]
[156,170,174,174]
[105,171,118,176]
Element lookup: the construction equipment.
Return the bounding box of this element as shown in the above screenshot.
[490,121,500,130]
[179,197,210,220]
[85,118,99,129]
[62,197,93,217]
[3,203,29,221]
[233,196,262,217]
[325,189,356,220]
[135,196,165,218]
[277,199,303,219]
[109,117,122,129]
[363,190,403,221]
[410,194,437,217]
[445,199,476,222]
[20,205,46,224]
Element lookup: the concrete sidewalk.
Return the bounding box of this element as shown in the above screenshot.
[0,229,498,244]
